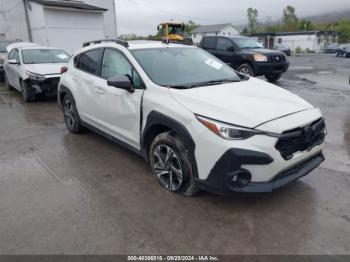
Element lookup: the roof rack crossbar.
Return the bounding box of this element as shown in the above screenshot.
[83,39,129,48]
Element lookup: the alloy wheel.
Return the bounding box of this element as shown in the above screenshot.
[239,67,251,76]
[152,144,184,191]
[64,99,75,130]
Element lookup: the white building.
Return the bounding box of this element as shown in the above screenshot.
[251,31,339,53]
[191,23,240,45]
[0,0,117,54]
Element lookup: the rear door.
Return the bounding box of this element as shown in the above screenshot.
[74,48,104,125]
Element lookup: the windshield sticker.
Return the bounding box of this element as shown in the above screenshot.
[205,58,223,70]
[57,54,68,59]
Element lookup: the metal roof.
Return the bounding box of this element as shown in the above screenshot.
[250,31,339,37]
[29,0,107,11]
[191,23,237,34]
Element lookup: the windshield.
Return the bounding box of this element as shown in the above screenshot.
[233,38,263,49]
[22,49,70,64]
[132,47,241,88]
[0,42,11,53]
[168,24,184,35]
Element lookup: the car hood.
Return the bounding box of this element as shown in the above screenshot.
[22,63,67,75]
[240,48,284,55]
[170,77,313,129]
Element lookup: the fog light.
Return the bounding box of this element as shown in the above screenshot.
[227,169,251,188]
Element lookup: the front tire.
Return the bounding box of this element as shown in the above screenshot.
[21,81,35,102]
[238,63,255,77]
[63,93,83,134]
[150,132,198,196]
[265,73,282,82]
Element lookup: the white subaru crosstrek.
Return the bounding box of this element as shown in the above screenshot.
[58,39,326,196]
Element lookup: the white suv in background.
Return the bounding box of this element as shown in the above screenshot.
[58,39,326,196]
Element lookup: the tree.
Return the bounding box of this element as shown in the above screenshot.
[241,27,249,35]
[333,19,350,43]
[281,5,298,31]
[185,20,200,33]
[247,8,259,34]
[298,20,314,31]
[282,5,298,24]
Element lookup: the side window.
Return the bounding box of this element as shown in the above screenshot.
[217,38,233,51]
[8,49,15,59]
[77,49,103,76]
[101,49,143,89]
[202,37,216,49]
[73,54,81,67]
[13,49,19,63]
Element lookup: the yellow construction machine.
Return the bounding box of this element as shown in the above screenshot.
[157,22,193,45]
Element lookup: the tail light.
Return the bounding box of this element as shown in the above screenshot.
[61,66,68,74]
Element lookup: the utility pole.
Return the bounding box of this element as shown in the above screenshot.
[113,0,118,37]
[22,0,33,41]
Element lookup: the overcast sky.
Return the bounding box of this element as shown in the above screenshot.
[115,0,350,36]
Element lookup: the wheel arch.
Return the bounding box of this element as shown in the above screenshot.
[58,84,74,108]
[141,111,199,178]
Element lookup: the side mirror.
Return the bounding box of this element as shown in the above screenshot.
[8,59,19,65]
[227,46,235,52]
[107,75,134,93]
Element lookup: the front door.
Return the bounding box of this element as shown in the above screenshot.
[5,49,21,90]
[215,38,240,69]
[94,48,145,149]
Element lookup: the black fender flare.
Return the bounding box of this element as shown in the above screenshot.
[141,111,199,178]
[57,84,74,109]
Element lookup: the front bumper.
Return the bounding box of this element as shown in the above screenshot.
[197,149,324,195]
[26,76,60,97]
[253,62,289,76]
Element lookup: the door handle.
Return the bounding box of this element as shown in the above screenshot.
[73,76,79,81]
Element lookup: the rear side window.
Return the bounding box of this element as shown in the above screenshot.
[202,37,216,49]
[73,54,81,67]
[77,49,103,76]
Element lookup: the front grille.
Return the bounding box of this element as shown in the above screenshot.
[275,118,326,160]
[42,77,60,90]
[269,55,285,63]
[44,77,60,85]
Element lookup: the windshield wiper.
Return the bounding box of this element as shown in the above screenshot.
[189,78,240,88]
[166,79,239,89]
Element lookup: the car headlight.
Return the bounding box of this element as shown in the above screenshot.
[196,115,262,140]
[25,71,46,81]
[254,54,268,62]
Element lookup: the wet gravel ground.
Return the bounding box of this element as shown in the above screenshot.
[0,55,349,255]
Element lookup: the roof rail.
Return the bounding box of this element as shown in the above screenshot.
[83,39,129,48]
